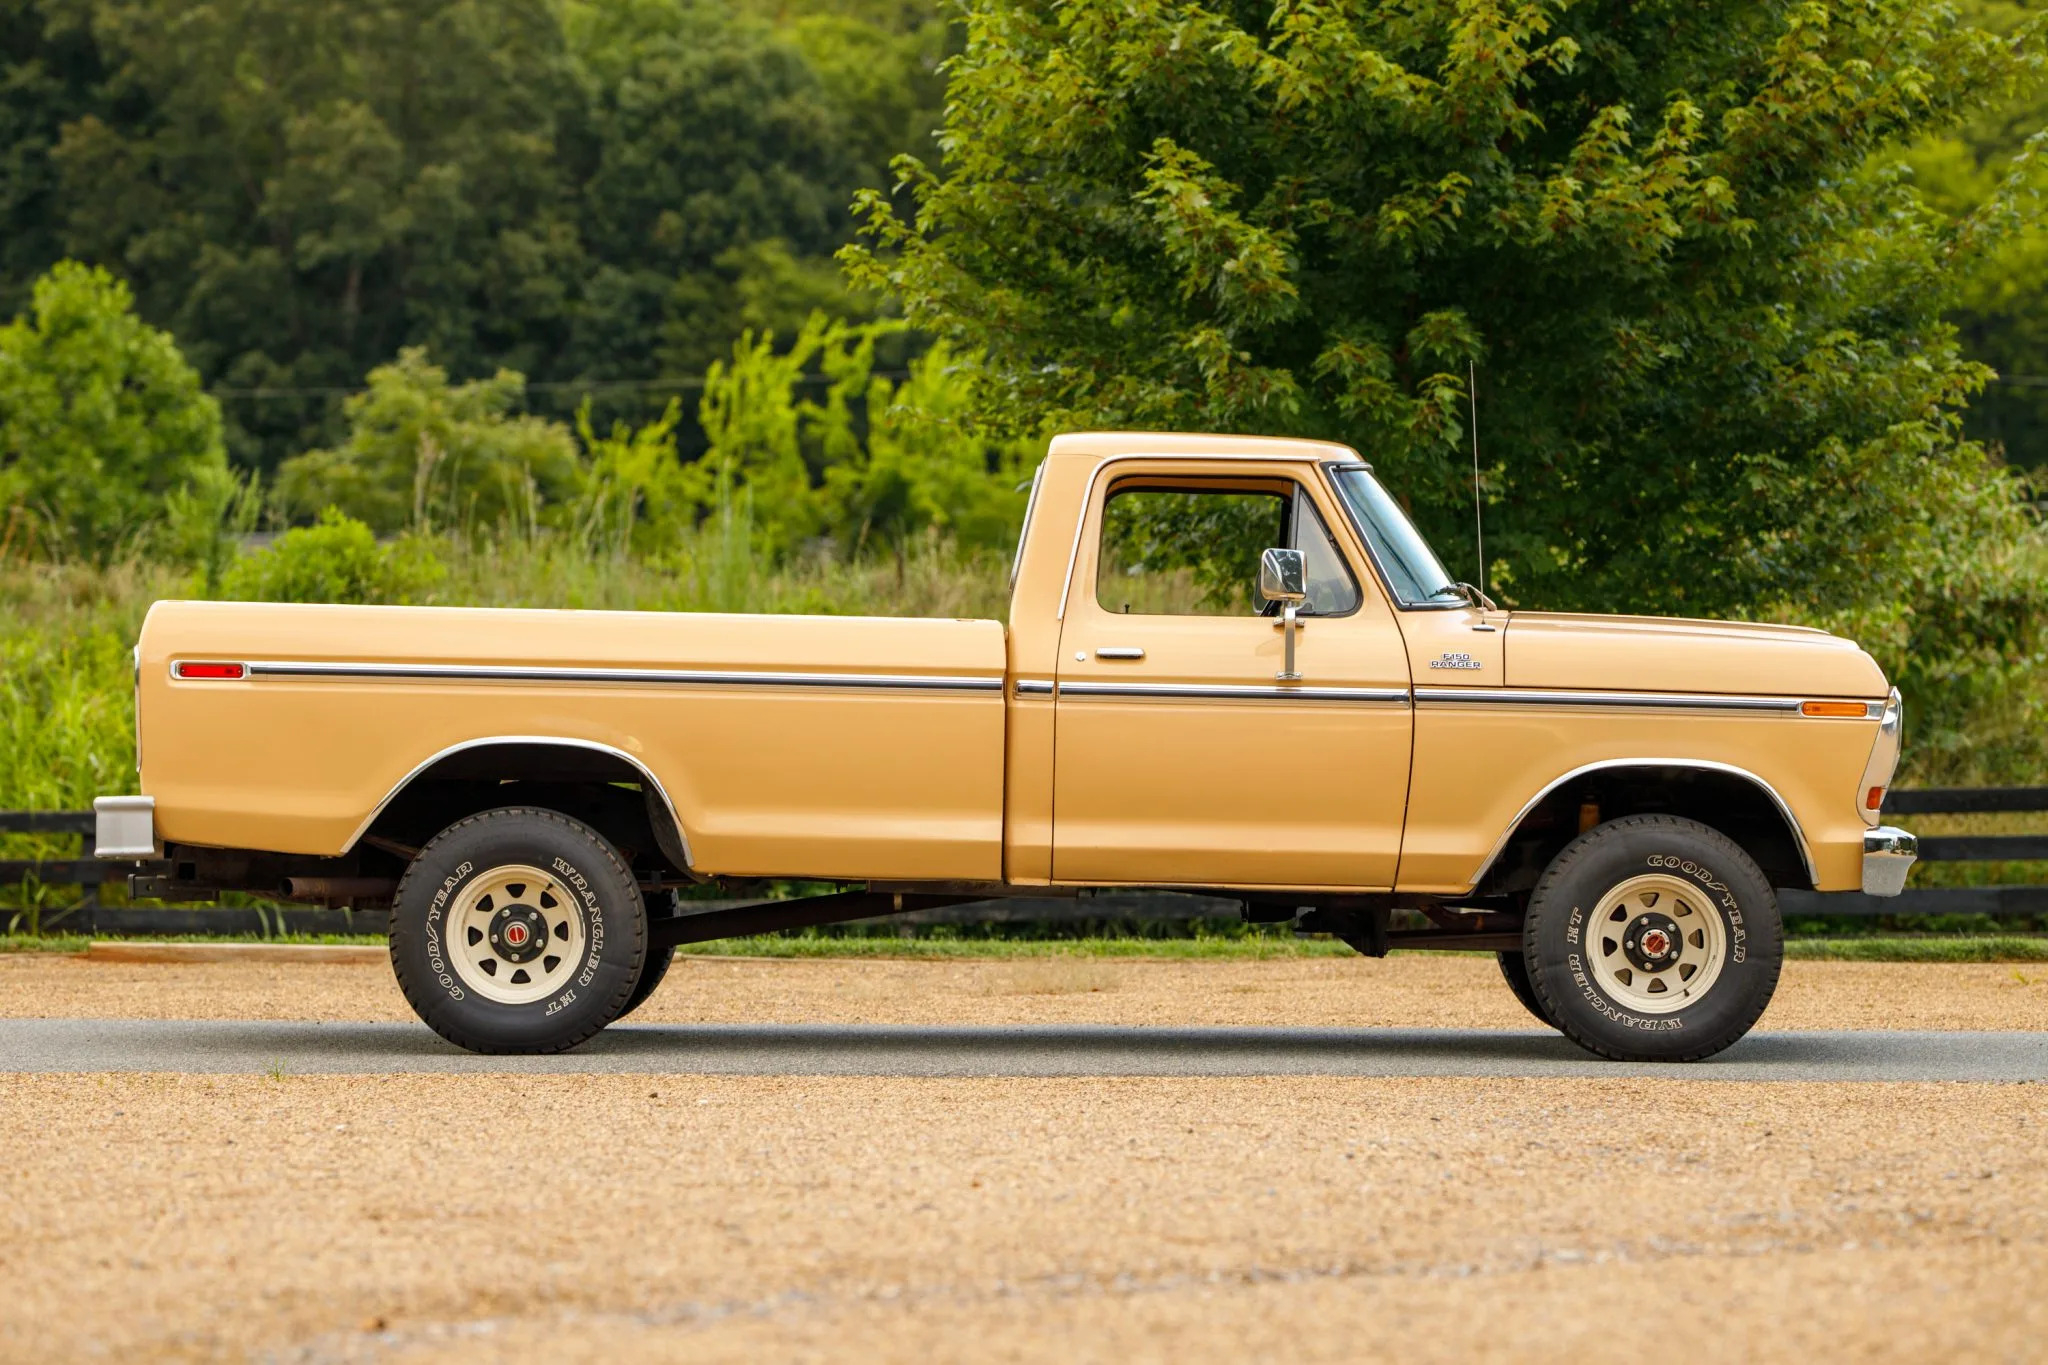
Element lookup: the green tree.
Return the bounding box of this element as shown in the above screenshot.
[1907,0,2048,468]
[220,507,443,603]
[0,259,227,559]
[848,0,2044,623]
[48,0,583,466]
[273,348,582,535]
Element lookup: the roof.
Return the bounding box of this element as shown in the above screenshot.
[1045,431,1361,463]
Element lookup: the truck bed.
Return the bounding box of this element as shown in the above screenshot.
[136,600,1010,881]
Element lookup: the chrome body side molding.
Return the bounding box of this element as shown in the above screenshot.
[230,661,1002,694]
[1415,687,1807,715]
[1054,681,1410,704]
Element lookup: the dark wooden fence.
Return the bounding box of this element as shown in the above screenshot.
[5,788,2045,936]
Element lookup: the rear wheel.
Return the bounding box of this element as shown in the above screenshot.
[390,806,646,1054]
[1495,950,1556,1029]
[1524,815,1782,1062]
[616,943,676,1021]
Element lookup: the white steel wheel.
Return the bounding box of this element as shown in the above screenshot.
[445,863,587,1006]
[1583,872,1727,1015]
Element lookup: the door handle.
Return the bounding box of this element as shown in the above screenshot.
[1095,647,1146,660]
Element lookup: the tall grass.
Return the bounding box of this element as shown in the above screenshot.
[0,528,1015,818]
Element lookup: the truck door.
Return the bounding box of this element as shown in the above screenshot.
[1051,461,1413,888]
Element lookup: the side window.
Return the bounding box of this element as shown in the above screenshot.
[1096,486,1287,615]
[1292,494,1362,616]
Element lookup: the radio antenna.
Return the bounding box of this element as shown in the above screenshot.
[1468,358,1486,601]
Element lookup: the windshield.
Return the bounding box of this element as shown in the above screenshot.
[1328,465,1464,608]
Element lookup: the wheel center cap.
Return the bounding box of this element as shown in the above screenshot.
[1623,912,1682,973]
[488,905,548,964]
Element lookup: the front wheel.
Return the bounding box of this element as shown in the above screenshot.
[1495,950,1556,1030]
[390,806,647,1054]
[1525,815,1783,1062]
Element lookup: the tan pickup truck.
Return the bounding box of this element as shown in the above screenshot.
[95,431,1915,1060]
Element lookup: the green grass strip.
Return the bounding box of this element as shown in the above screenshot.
[1782,936,2048,962]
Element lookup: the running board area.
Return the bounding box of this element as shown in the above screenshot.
[650,891,983,947]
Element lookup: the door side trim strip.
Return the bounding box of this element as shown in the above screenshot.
[1055,681,1410,704]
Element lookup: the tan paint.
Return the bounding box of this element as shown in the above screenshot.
[1050,457,1411,887]
[133,431,1896,896]
[139,603,1008,881]
[1507,611,1888,696]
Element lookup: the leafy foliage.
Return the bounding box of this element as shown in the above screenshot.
[0,260,228,559]
[849,0,2048,772]
[273,349,583,535]
[0,0,948,467]
[850,1,2036,599]
[1906,0,2048,469]
[219,508,444,604]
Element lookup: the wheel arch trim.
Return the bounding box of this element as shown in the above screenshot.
[1464,757,1816,893]
[341,735,694,873]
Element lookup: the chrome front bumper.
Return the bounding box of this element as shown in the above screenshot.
[93,795,159,859]
[1862,825,1917,897]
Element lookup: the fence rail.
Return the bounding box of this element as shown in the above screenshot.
[5,788,2046,936]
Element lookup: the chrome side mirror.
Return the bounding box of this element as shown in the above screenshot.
[1259,548,1306,681]
[1258,548,1306,605]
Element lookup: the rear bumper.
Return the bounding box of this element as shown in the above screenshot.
[93,795,160,859]
[1862,825,1917,897]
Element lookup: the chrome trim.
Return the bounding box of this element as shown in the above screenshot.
[243,660,1002,694]
[1009,460,1048,590]
[1857,688,1903,829]
[1862,825,1917,897]
[1095,647,1146,660]
[1462,757,1818,892]
[1014,679,1055,697]
[1055,681,1410,704]
[1414,687,1805,714]
[1321,459,1472,613]
[1058,453,1369,620]
[93,795,160,859]
[340,735,693,865]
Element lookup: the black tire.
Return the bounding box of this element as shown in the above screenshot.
[1524,815,1783,1063]
[616,942,676,1021]
[1495,950,1556,1029]
[390,806,647,1054]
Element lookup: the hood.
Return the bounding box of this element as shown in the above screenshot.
[1504,612,1888,698]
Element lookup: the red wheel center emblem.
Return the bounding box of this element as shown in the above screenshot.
[1641,929,1670,957]
[504,923,529,947]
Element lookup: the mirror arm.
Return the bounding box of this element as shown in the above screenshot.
[1277,602,1301,681]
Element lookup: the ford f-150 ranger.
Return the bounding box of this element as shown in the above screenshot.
[93,432,1916,1060]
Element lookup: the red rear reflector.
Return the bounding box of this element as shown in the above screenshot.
[1801,700,1868,718]
[174,662,246,680]
[1865,786,1886,812]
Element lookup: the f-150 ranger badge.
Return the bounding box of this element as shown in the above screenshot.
[1431,652,1483,670]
